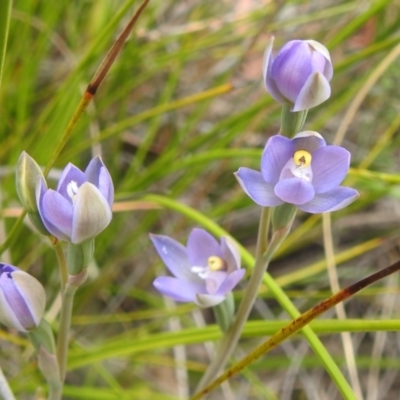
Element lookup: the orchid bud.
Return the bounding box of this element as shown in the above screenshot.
[16,152,50,235]
[36,157,114,244]
[0,263,46,332]
[263,37,333,111]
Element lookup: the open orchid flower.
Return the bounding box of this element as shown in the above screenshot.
[36,157,114,244]
[151,228,245,307]
[263,37,333,111]
[235,131,359,213]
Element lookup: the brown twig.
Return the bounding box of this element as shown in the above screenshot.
[192,259,400,399]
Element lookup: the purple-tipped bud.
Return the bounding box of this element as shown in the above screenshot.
[0,264,46,332]
[36,157,114,244]
[263,37,333,111]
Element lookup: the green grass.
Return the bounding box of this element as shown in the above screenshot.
[1,0,400,399]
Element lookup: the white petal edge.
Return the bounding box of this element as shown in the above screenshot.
[196,293,226,308]
[293,72,331,112]
[262,36,275,80]
[298,187,359,213]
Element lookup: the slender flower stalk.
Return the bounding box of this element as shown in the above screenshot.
[280,104,307,137]
[53,240,68,290]
[195,210,295,391]
[255,207,270,259]
[56,269,88,382]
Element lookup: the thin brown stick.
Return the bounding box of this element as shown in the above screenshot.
[88,0,150,95]
[192,259,400,399]
[44,0,150,175]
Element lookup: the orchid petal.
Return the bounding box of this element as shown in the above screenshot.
[40,189,73,241]
[262,36,274,82]
[71,183,112,244]
[271,41,314,102]
[216,269,246,295]
[298,187,359,213]
[0,271,33,331]
[274,178,315,205]
[235,168,283,207]
[150,234,198,282]
[293,72,331,112]
[306,40,333,79]
[12,271,46,328]
[265,73,288,104]
[292,131,326,153]
[85,157,114,206]
[187,228,221,267]
[205,271,227,295]
[264,38,289,104]
[153,276,205,302]
[195,293,226,307]
[311,146,350,193]
[0,287,25,332]
[261,136,294,184]
[220,236,241,273]
[57,164,87,202]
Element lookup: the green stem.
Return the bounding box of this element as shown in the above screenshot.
[37,346,62,400]
[212,293,235,333]
[0,0,12,90]
[56,269,88,383]
[255,207,270,259]
[280,104,308,137]
[195,212,295,392]
[53,240,68,290]
[48,386,62,400]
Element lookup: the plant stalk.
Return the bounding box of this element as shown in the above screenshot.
[195,209,295,392]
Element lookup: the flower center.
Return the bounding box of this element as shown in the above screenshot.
[66,180,79,202]
[294,150,312,168]
[191,256,227,279]
[289,150,313,182]
[207,256,227,271]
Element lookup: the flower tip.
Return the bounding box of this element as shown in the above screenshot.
[149,232,161,244]
[305,39,331,62]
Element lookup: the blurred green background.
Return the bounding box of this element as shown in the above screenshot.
[1,0,400,398]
